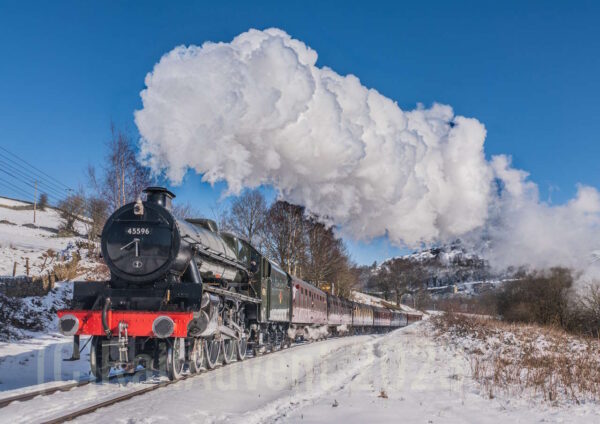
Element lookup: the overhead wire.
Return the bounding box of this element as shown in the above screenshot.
[0,146,79,209]
[0,146,72,191]
[0,157,68,200]
[0,168,64,204]
[0,179,35,201]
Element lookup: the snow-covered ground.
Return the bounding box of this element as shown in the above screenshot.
[1,320,597,423]
[0,281,94,392]
[0,196,88,277]
[433,313,600,407]
[0,196,105,390]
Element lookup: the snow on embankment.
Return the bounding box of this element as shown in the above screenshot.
[433,313,600,406]
[0,282,92,394]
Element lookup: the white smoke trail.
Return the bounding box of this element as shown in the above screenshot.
[471,155,600,275]
[135,28,600,274]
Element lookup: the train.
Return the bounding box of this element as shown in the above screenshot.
[57,187,421,380]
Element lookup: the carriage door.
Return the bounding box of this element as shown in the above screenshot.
[260,258,270,322]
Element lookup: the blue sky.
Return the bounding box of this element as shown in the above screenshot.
[0,0,599,264]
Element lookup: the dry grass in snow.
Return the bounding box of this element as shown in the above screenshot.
[432,313,600,406]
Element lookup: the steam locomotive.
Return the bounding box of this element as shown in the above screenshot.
[57,187,420,380]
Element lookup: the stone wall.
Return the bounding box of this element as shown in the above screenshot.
[0,275,55,297]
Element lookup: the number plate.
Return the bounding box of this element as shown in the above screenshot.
[126,227,151,235]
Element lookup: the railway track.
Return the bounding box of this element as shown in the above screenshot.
[12,333,366,423]
[40,380,168,424]
[2,328,403,423]
[37,343,300,423]
[0,373,130,409]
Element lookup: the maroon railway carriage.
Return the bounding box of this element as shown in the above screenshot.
[351,301,374,333]
[291,276,327,325]
[326,293,353,333]
[406,312,422,324]
[373,307,392,331]
[390,311,408,327]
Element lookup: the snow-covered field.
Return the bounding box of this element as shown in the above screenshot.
[0,196,88,277]
[0,196,105,341]
[1,319,597,423]
[0,196,104,390]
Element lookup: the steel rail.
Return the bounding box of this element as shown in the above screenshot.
[0,372,128,409]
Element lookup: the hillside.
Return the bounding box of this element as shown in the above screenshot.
[0,196,105,341]
[356,243,510,304]
[0,196,89,277]
[389,243,501,288]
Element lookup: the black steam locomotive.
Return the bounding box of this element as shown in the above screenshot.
[58,187,420,380]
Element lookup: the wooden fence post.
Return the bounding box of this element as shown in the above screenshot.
[26,258,30,277]
[12,261,17,277]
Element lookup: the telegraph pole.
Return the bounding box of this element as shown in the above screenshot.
[33,180,37,224]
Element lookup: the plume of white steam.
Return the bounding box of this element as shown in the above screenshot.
[135,28,600,274]
[474,155,600,275]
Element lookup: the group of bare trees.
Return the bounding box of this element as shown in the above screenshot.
[221,193,357,297]
[224,190,267,248]
[58,125,151,239]
[368,257,427,306]
[88,124,151,212]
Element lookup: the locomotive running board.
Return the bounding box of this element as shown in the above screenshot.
[202,285,261,304]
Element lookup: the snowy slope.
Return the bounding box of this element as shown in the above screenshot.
[0,282,93,393]
[377,243,499,290]
[0,195,106,389]
[0,196,88,277]
[351,290,422,314]
[2,321,595,423]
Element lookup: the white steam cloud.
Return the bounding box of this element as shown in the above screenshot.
[135,28,600,274]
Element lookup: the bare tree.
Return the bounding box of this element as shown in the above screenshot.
[88,124,152,212]
[570,282,600,337]
[38,193,48,211]
[58,193,86,235]
[172,201,201,220]
[302,218,347,286]
[210,203,233,233]
[333,257,358,298]
[226,189,267,247]
[376,257,426,305]
[263,200,356,294]
[86,197,109,241]
[264,201,306,275]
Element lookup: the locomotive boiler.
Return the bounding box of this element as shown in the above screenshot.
[102,187,245,289]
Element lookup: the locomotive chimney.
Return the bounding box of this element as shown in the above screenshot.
[143,187,175,210]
